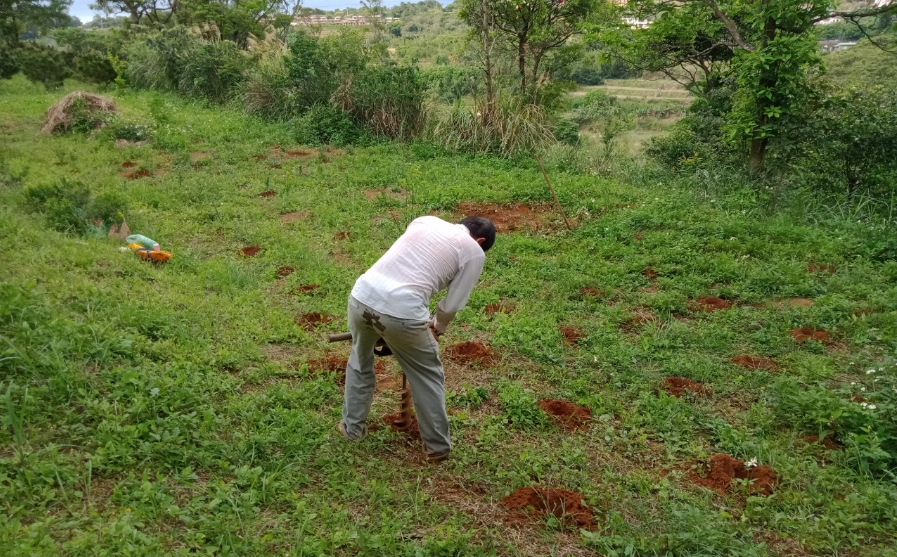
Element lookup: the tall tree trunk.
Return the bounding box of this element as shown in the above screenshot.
[748,137,767,173]
[482,0,494,123]
[518,37,526,94]
[748,16,778,173]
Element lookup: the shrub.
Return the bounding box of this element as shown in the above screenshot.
[22,179,126,235]
[497,380,547,429]
[569,66,603,86]
[104,118,154,142]
[54,27,123,85]
[334,66,426,140]
[431,98,554,158]
[0,43,20,80]
[292,105,363,146]
[552,118,580,145]
[177,39,247,103]
[285,29,369,113]
[17,43,71,89]
[421,66,481,104]
[240,50,293,121]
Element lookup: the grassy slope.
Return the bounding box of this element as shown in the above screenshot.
[1,76,896,556]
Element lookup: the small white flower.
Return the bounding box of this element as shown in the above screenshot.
[851,382,856,385]
[860,402,869,408]
[742,255,750,259]
[746,457,758,468]
[860,387,866,392]
[729,237,736,241]
[593,356,597,362]
[867,369,876,374]
[869,404,876,410]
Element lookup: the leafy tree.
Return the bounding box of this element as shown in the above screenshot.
[89,0,178,24]
[459,0,598,100]
[596,0,897,171]
[1,0,72,81]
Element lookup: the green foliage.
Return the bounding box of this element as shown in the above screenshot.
[16,42,70,89]
[335,66,426,140]
[447,384,490,408]
[552,117,580,145]
[22,178,126,234]
[53,27,124,84]
[292,104,363,146]
[497,380,547,429]
[421,66,481,104]
[431,98,554,157]
[104,118,154,142]
[65,96,115,134]
[823,35,897,88]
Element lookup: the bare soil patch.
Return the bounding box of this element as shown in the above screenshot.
[190,151,211,162]
[580,287,605,297]
[731,355,779,371]
[642,268,658,281]
[808,263,835,274]
[456,201,563,233]
[502,486,596,529]
[239,246,262,257]
[121,161,137,168]
[538,399,591,430]
[559,326,586,345]
[335,231,351,240]
[254,155,267,161]
[286,149,315,158]
[784,298,814,308]
[382,411,421,440]
[484,303,515,317]
[662,377,708,398]
[280,211,309,222]
[258,190,276,198]
[689,454,777,496]
[295,312,334,331]
[800,435,841,451]
[306,353,348,382]
[296,284,320,293]
[621,308,662,332]
[854,308,873,317]
[276,266,294,277]
[446,341,495,367]
[694,296,731,312]
[790,328,829,344]
[121,169,151,180]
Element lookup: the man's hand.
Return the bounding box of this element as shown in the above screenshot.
[428,320,442,341]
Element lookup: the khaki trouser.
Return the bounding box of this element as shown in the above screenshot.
[341,296,451,455]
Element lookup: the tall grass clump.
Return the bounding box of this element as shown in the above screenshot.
[431,98,554,158]
[334,66,426,140]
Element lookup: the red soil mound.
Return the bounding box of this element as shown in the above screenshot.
[446,341,495,366]
[335,231,351,240]
[296,284,320,293]
[662,377,708,398]
[808,263,835,274]
[484,303,515,316]
[287,150,313,158]
[559,326,586,345]
[276,266,294,277]
[121,161,137,168]
[306,353,348,376]
[690,454,777,496]
[731,355,779,371]
[538,399,591,430]
[456,201,560,233]
[280,211,309,222]
[502,486,595,529]
[122,169,151,180]
[239,246,262,257]
[800,435,841,451]
[580,286,604,297]
[621,309,662,333]
[295,312,334,331]
[790,328,829,344]
[383,411,420,440]
[642,268,658,281]
[695,296,731,312]
[258,190,277,198]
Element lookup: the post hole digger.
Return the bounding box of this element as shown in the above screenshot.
[327,333,414,431]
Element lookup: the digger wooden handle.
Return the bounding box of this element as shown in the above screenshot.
[327,332,352,343]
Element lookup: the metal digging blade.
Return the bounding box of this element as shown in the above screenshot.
[393,374,413,430]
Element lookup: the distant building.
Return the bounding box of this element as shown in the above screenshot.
[835,42,857,51]
[292,15,398,26]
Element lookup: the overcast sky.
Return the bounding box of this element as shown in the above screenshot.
[69,0,415,22]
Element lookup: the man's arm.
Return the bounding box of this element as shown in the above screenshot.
[433,253,485,335]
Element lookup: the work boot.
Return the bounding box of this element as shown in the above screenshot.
[425,448,450,463]
[338,421,368,441]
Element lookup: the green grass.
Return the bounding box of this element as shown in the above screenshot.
[2,75,896,556]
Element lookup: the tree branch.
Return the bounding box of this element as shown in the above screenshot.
[703,0,754,52]
[809,3,897,24]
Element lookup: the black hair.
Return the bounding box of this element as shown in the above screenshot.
[459,215,496,252]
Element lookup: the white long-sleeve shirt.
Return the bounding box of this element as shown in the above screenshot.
[351,216,485,334]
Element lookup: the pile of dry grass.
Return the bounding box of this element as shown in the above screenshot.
[42,91,117,135]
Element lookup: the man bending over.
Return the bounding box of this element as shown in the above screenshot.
[339,215,496,462]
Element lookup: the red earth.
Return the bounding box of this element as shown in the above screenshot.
[559,326,586,345]
[276,266,294,277]
[807,263,836,274]
[121,161,137,168]
[731,355,779,371]
[621,310,662,332]
[382,411,420,440]
[538,399,592,430]
[785,298,814,307]
[121,169,151,180]
[296,284,321,293]
[484,303,515,317]
[456,201,562,233]
[335,231,351,240]
[286,150,313,158]
[800,435,841,451]
[662,377,708,398]
[280,211,309,222]
[642,268,658,281]
[306,353,348,378]
[239,246,262,257]
[695,297,732,312]
[295,312,334,331]
[502,486,596,529]
[258,190,277,198]
[689,454,777,496]
[446,341,495,367]
[791,328,830,344]
[580,287,605,297]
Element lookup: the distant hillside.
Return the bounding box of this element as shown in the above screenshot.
[823,35,897,87]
